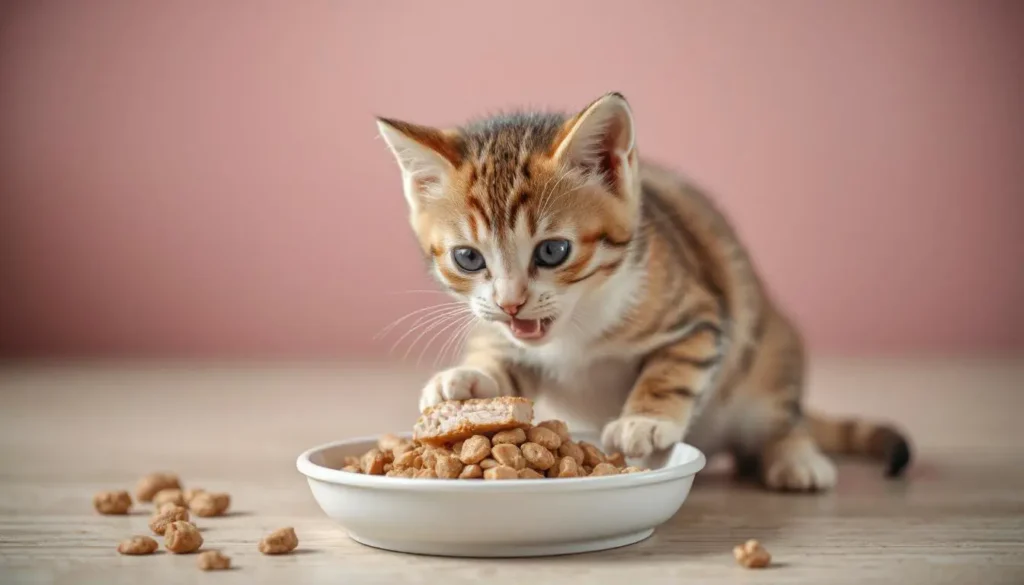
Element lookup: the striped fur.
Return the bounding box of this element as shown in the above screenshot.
[378,93,911,491]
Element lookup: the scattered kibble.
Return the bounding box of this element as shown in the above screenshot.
[733,539,772,569]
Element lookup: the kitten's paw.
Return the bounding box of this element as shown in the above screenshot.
[418,367,500,412]
[601,415,686,459]
[763,447,837,492]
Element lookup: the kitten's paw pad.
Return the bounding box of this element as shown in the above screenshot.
[601,415,686,459]
[763,448,837,492]
[418,367,500,412]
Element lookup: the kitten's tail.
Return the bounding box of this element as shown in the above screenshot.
[806,412,912,478]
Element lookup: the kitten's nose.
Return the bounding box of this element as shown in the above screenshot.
[497,299,525,316]
[493,279,527,316]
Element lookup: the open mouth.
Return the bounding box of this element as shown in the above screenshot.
[505,317,554,341]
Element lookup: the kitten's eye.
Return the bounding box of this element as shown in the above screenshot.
[451,247,486,272]
[534,239,572,268]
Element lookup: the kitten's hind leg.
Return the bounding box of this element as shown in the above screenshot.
[761,425,837,491]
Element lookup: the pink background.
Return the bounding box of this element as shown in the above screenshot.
[1,0,1022,360]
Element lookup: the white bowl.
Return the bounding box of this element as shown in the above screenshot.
[296,433,706,558]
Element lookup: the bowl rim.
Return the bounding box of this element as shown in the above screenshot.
[296,434,706,493]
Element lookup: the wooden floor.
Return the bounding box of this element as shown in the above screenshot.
[1,357,1022,584]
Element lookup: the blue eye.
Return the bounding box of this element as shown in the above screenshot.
[452,247,486,272]
[534,239,571,268]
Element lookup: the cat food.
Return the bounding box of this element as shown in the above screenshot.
[733,539,772,569]
[93,490,132,515]
[182,488,206,504]
[149,504,190,535]
[135,472,181,502]
[343,398,648,480]
[197,550,232,571]
[190,492,231,517]
[152,488,186,508]
[117,535,159,555]
[413,397,533,444]
[164,521,203,554]
[258,527,299,555]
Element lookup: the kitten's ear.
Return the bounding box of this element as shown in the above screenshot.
[376,117,465,210]
[550,92,637,198]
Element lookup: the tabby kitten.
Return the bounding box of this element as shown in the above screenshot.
[377,93,910,490]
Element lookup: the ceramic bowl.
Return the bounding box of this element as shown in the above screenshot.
[296,432,705,558]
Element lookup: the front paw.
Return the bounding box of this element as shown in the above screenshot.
[419,367,501,412]
[601,414,686,459]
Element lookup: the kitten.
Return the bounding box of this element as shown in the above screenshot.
[377,92,911,491]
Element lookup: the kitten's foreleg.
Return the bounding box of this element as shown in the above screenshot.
[602,321,723,458]
[418,333,527,412]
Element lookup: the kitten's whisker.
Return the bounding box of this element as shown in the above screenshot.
[389,307,470,354]
[437,317,477,368]
[374,302,464,340]
[399,309,471,360]
[450,318,477,367]
[420,314,474,368]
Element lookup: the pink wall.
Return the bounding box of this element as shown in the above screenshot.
[1,0,1022,360]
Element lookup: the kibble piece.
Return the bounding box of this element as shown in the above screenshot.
[415,468,438,479]
[153,488,186,508]
[422,446,452,469]
[258,527,299,555]
[558,441,585,466]
[607,452,626,468]
[579,442,607,467]
[361,449,387,475]
[386,468,416,478]
[518,468,544,479]
[546,456,563,478]
[377,433,404,452]
[182,488,206,504]
[190,492,230,517]
[93,490,132,515]
[483,465,519,480]
[393,450,419,469]
[622,466,648,474]
[591,462,620,476]
[343,455,361,467]
[557,456,581,478]
[117,535,159,555]
[451,441,464,456]
[536,419,572,443]
[392,441,416,458]
[459,464,483,479]
[527,426,562,451]
[458,435,491,465]
[435,454,464,479]
[164,521,203,554]
[521,442,556,471]
[733,539,771,569]
[342,465,361,473]
[479,458,499,470]
[491,443,527,470]
[197,550,232,571]
[491,428,527,445]
[135,473,181,503]
[149,505,190,535]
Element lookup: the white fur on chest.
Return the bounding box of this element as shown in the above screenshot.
[522,352,639,434]
[515,260,647,431]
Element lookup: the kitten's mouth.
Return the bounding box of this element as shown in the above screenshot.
[506,317,554,341]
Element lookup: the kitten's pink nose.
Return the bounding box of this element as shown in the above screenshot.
[497,299,525,316]
[494,278,528,316]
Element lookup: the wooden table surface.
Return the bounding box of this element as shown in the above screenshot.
[1,357,1022,584]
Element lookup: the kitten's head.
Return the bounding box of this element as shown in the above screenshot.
[377,93,642,346]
